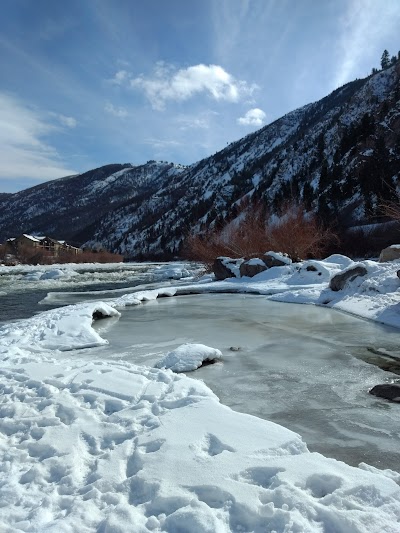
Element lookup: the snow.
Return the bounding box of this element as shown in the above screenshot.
[155,343,223,372]
[0,256,400,531]
[265,251,292,265]
[246,258,266,266]
[22,233,40,242]
[25,268,77,281]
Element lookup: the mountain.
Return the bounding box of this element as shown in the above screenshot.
[0,162,186,246]
[1,62,399,258]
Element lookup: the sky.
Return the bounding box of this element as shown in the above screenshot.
[1,0,399,193]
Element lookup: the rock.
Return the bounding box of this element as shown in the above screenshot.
[369,383,400,402]
[263,252,292,268]
[329,265,367,291]
[397,270,400,279]
[239,258,268,278]
[213,257,243,280]
[306,265,318,272]
[379,245,400,263]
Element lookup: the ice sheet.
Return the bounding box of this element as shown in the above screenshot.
[91,293,400,471]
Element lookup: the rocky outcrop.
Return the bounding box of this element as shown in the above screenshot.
[329,265,367,291]
[369,383,400,402]
[379,245,400,263]
[263,252,292,268]
[239,258,268,278]
[213,257,243,281]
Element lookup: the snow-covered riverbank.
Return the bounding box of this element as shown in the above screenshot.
[1,257,400,532]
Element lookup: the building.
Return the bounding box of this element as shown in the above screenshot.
[5,234,82,257]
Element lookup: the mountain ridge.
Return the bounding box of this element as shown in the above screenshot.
[1,62,399,257]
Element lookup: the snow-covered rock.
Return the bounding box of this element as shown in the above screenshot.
[213,257,243,280]
[155,343,222,372]
[379,244,400,263]
[239,258,268,277]
[264,251,292,267]
[329,264,368,291]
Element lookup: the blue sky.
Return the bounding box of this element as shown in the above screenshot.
[1,0,399,193]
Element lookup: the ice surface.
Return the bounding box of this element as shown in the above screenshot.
[92,293,400,471]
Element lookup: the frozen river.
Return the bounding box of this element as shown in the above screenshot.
[74,292,400,471]
[3,263,400,470]
[2,260,400,531]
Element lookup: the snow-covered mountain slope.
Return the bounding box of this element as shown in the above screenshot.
[1,63,399,257]
[0,162,186,245]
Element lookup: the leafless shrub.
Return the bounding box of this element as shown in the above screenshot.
[15,244,54,265]
[381,200,400,222]
[266,203,338,262]
[184,201,337,265]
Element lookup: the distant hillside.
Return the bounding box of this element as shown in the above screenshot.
[1,61,399,258]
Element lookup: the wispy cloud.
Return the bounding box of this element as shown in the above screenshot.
[143,138,182,150]
[0,93,76,181]
[113,62,258,110]
[52,113,77,128]
[238,108,266,126]
[109,69,130,85]
[334,0,400,87]
[175,110,219,131]
[104,102,128,118]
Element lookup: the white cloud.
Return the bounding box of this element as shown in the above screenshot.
[109,69,130,85]
[57,114,77,128]
[176,111,219,131]
[237,108,266,126]
[143,138,182,150]
[0,93,76,181]
[104,102,128,118]
[128,63,258,110]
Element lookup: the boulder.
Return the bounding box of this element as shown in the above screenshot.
[369,383,400,402]
[379,245,400,263]
[329,265,367,291]
[213,257,243,281]
[239,258,268,278]
[263,252,292,268]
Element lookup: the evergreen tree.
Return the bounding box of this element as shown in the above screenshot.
[316,132,325,162]
[318,159,329,192]
[381,49,390,69]
[302,182,314,210]
[391,55,397,65]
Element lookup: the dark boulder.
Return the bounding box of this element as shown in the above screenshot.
[213,257,243,281]
[263,252,291,268]
[369,383,400,402]
[239,259,268,278]
[329,265,367,291]
[379,245,400,263]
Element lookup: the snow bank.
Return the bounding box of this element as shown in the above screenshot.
[0,353,399,532]
[155,343,223,372]
[0,302,120,352]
